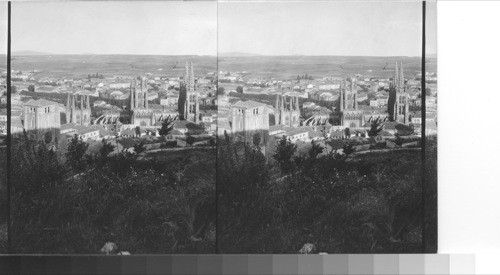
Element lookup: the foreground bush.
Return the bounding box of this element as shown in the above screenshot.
[10,138,215,254]
[217,138,426,253]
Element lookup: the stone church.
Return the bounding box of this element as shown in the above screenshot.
[338,77,364,128]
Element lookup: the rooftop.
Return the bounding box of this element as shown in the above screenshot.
[232,100,266,109]
[24,99,59,107]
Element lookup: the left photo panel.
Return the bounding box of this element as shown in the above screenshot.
[0,2,7,254]
[8,1,217,254]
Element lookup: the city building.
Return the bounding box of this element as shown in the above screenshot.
[66,93,91,126]
[178,61,200,122]
[274,94,300,127]
[339,77,364,128]
[390,62,410,124]
[129,76,175,128]
[22,99,61,141]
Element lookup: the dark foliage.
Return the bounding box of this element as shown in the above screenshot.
[10,136,216,254]
[218,137,425,253]
[368,118,384,138]
[158,115,177,137]
[66,134,89,173]
[273,136,297,175]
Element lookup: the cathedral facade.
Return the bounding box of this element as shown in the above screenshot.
[179,61,199,123]
[130,76,153,127]
[129,76,175,127]
[339,77,364,128]
[275,94,300,127]
[390,62,409,124]
[66,93,91,126]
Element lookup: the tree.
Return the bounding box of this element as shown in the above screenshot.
[394,134,404,147]
[368,119,384,138]
[217,86,225,95]
[344,127,351,139]
[186,134,195,146]
[66,134,89,173]
[273,136,297,175]
[159,115,177,136]
[28,85,35,92]
[99,139,114,159]
[308,140,324,159]
[43,131,53,144]
[133,140,147,154]
[387,86,396,121]
[343,143,355,156]
[236,86,244,94]
[252,132,261,147]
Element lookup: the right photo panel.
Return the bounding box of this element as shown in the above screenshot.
[217,1,432,253]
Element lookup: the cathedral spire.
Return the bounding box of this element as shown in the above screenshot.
[130,81,135,109]
[66,92,71,109]
[339,80,344,112]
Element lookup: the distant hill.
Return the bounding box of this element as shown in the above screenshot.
[13,51,52,56]
[219,52,261,58]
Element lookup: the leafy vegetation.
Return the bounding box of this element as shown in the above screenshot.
[217,136,432,253]
[10,133,215,254]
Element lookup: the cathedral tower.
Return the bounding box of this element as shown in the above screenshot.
[339,77,364,128]
[180,61,199,122]
[390,62,409,124]
[66,92,91,126]
[275,93,300,127]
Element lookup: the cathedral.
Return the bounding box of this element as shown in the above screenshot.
[66,92,91,126]
[130,76,176,127]
[179,61,199,122]
[390,62,409,124]
[274,94,300,127]
[338,77,364,128]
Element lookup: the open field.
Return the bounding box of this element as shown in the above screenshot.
[219,55,437,80]
[7,54,217,78]
[1,54,437,80]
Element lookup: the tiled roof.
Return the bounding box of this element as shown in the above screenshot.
[286,129,309,136]
[233,100,265,109]
[24,99,59,107]
[269,124,286,132]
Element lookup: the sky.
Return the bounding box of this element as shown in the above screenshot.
[11,1,217,55]
[0,3,7,58]
[219,1,433,57]
[4,1,437,57]
[426,2,438,56]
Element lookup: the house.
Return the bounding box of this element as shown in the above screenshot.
[160,95,178,106]
[94,100,107,107]
[285,129,309,143]
[269,124,287,136]
[166,129,184,141]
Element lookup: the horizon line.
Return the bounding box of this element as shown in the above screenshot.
[6,52,437,58]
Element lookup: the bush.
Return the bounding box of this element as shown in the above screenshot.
[10,137,215,254]
[217,139,424,253]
